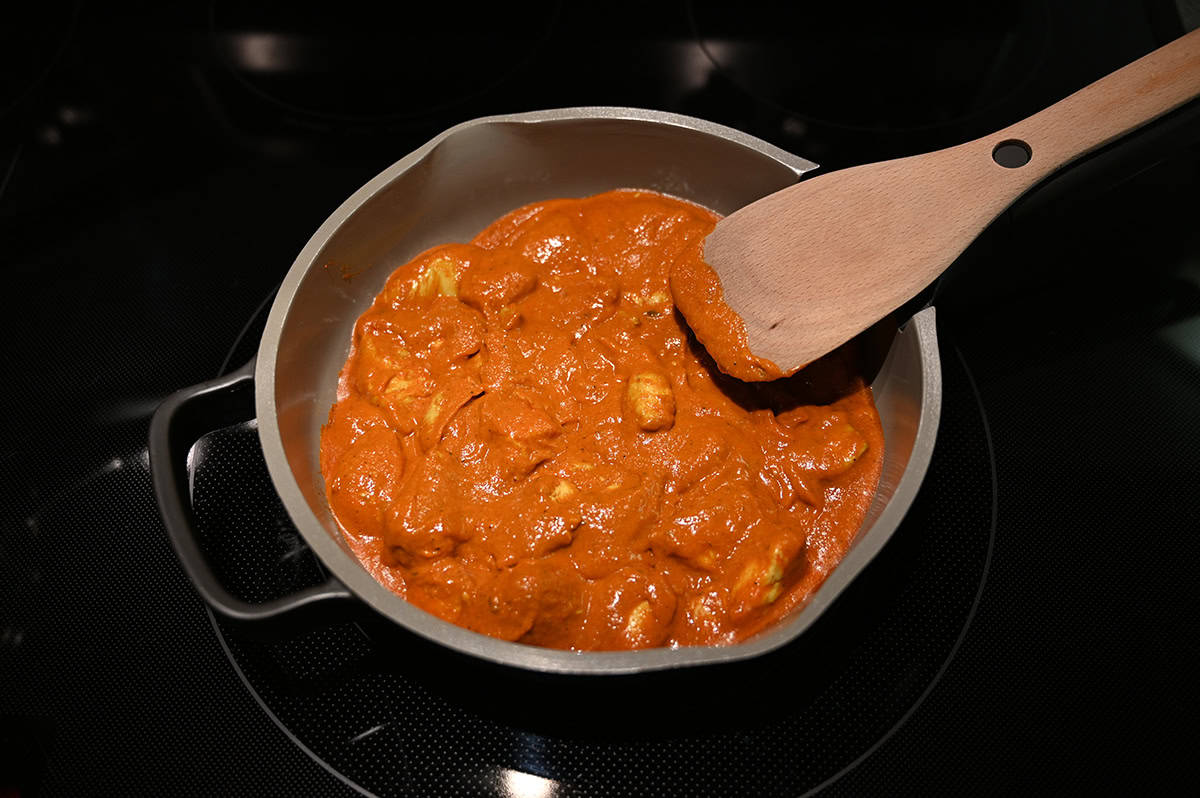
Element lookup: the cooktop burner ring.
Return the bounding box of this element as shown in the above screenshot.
[204,1,563,124]
[804,345,998,794]
[685,0,1052,135]
[192,295,997,796]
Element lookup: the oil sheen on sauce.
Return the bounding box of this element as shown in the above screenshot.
[319,189,884,651]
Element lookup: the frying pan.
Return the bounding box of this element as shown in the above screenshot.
[149,107,941,674]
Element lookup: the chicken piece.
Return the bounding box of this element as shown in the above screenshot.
[413,255,460,298]
[378,245,479,307]
[383,300,485,364]
[497,305,523,330]
[790,410,869,478]
[728,535,805,617]
[383,371,433,403]
[470,560,586,646]
[570,471,663,580]
[625,289,672,316]
[384,451,470,563]
[756,409,868,508]
[319,395,393,478]
[625,372,675,431]
[459,247,539,312]
[674,591,732,646]
[327,427,404,540]
[581,566,677,649]
[646,424,731,495]
[732,547,787,605]
[418,376,484,451]
[550,479,577,502]
[353,317,416,397]
[649,479,761,570]
[405,557,487,623]
[479,391,563,479]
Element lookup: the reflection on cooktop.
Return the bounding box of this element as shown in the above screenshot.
[689,2,1050,132]
[207,2,562,121]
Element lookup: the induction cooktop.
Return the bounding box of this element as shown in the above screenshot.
[3,2,1199,795]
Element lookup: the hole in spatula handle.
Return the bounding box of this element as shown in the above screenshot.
[992,139,1032,168]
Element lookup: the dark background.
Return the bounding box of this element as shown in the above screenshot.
[2,1,1198,795]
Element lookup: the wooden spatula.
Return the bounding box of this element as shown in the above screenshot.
[698,27,1200,379]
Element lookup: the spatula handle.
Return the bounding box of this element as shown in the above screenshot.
[995,27,1200,179]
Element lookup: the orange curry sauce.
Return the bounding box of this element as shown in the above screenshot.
[319,189,884,650]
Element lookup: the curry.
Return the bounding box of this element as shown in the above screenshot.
[319,190,883,650]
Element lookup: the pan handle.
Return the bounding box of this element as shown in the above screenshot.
[148,358,354,625]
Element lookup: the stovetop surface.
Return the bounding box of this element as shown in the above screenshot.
[3,2,1199,795]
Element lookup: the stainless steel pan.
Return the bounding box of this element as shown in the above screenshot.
[150,107,941,675]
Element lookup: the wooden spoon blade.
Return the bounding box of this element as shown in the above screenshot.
[696,27,1200,380]
[702,146,1004,375]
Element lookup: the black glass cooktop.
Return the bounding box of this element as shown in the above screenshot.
[3,2,1199,795]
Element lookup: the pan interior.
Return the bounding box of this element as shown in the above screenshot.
[257,109,938,672]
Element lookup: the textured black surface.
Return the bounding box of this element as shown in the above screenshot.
[2,2,1199,795]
